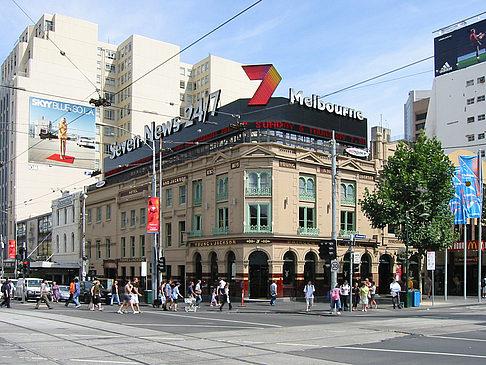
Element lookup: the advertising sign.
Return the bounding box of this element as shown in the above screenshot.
[147,197,160,233]
[29,97,96,169]
[8,240,16,259]
[427,251,436,271]
[434,18,486,76]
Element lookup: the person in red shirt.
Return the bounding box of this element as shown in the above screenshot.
[470,28,484,61]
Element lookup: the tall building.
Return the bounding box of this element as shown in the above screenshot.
[404,90,430,142]
[424,14,486,155]
[0,13,257,246]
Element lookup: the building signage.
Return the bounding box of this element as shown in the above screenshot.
[427,251,436,271]
[109,90,221,159]
[242,64,282,106]
[449,240,485,251]
[345,147,369,158]
[119,258,146,263]
[57,196,73,208]
[289,89,364,121]
[206,168,214,176]
[231,161,240,169]
[120,185,148,197]
[8,240,16,259]
[162,176,187,187]
[279,160,296,169]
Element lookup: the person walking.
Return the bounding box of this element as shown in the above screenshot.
[35,279,52,309]
[110,280,121,306]
[163,280,173,311]
[329,284,342,315]
[131,278,142,313]
[171,282,183,311]
[303,280,315,312]
[359,281,370,312]
[218,278,226,305]
[51,282,60,303]
[352,282,360,311]
[269,280,278,306]
[369,281,377,309]
[210,286,218,307]
[117,279,135,314]
[65,279,75,307]
[340,280,350,311]
[0,279,12,308]
[424,276,432,299]
[91,280,103,311]
[219,283,232,311]
[194,280,202,307]
[390,278,402,309]
[157,281,166,308]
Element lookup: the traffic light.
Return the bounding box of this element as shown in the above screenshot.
[319,241,329,259]
[22,259,30,275]
[157,256,166,272]
[319,240,337,260]
[328,239,337,260]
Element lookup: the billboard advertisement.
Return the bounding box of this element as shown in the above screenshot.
[8,240,16,259]
[29,97,96,169]
[434,18,486,77]
[147,197,160,233]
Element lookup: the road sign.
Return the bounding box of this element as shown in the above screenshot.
[427,251,436,271]
[353,252,361,264]
[354,234,366,239]
[330,260,340,272]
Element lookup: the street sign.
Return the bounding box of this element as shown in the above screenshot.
[354,234,366,239]
[141,261,147,277]
[427,251,436,271]
[330,260,340,272]
[353,252,361,264]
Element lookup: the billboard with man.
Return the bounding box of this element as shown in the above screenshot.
[29,97,96,169]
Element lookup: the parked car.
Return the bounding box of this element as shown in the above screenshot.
[14,278,43,301]
[39,128,57,140]
[76,136,95,149]
[79,281,111,304]
[58,285,71,301]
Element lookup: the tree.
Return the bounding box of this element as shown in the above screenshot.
[360,131,455,257]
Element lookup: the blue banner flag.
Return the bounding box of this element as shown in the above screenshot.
[450,166,467,225]
[459,155,483,219]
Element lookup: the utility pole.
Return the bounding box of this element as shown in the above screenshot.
[349,234,355,311]
[0,235,4,278]
[151,139,158,304]
[81,192,88,281]
[331,131,338,290]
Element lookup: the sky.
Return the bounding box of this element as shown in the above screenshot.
[1,0,485,140]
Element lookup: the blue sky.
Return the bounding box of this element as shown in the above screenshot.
[1,0,485,140]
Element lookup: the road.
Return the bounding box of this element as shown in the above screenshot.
[1,300,486,364]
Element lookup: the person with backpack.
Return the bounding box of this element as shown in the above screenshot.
[110,280,121,306]
[303,280,315,312]
[0,279,12,308]
[329,284,342,315]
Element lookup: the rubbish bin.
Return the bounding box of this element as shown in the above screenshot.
[412,290,421,307]
[144,290,152,304]
[400,291,413,308]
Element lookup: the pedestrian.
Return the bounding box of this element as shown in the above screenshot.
[110,280,121,306]
[389,278,401,309]
[52,282,60,303]
[194,280,202,307]
[219,282,232,311]
[188,281,195,299]
[329,284,342,315]
[210,286,218,306]
[482,278,486,299]
[163,280,173,311]
[0,279,12,308]
[340,280,350,311]
[359,281,370,312]
[131,278,142,313]
[91,280,103,311]
[269,280,278,306]
[369,281,377,309]
[35,279,52,309]
[218,278,226,305]
[171,282,183,311]
[424,276,432,299]
[117,279,135,314]
[157,281,166,308]
[351,282,359,311]
[303,280,315,312]
[65,279,75,307]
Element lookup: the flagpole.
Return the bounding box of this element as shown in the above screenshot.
[478,150,483,303]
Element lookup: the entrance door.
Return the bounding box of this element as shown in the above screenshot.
[378,254,392,294]
[249,251,269,298]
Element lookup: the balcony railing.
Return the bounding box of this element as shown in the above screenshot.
[298,226,320,236]
[299,191,316,201]
[216,191,228,202]
[193,197,202,206]
[340,197,356,206]
[246,186,272,196]
[188,230,203,238]
[244,225,272,233]
[339,229,359,238]
[212,226,229,235]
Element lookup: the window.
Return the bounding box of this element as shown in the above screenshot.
[478,76,485,84]
[105,50,116,59]
[97,61,101,70]
[246,203,271,232]
[106,204,111,220]
[415,112,427,121]
[121,237,126,258]
[130,210,136,226]
[104,91,115,104]
[467,116,475,123]
[72,206,75,223]
[165,222,172,247]
[96,240,101,259]
[166,188,173,207]
[96,207,102,222]
[180,80,185,89]
[179,221,185,246]
[180,67,185,76]
[340,182,356,206]
[467,134,475,142]
[130,236,135,257]
[139,235,145,257]
[105,63,115,73]
[106,238,111,258]
[246,171,272,196]
[105,77,115,87]
[45,20,53,31]
[299,176,315,201]
[340,211,355,232]
[140,208,146,225]
[415,122,425,131]
[216,177,228,201]
[71,232,75,252]
[478,95,486,102]
[216,207,229,234]
[64,208,67,224]
[179,186,186,205]
[121,212,126,229]
[466,79,474,87]
[87,240,91,259]
[479,114,485,121]
[96,75,101,84]
[193,181,202,206]
[193,215,202,236]
[479,133,485,140]
[104,109,115,120]
[467,98,475,105]
[298,207,317,235]
[180,93,185,101]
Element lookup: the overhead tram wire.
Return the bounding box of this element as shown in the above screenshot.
[10,0,101,95]
[112,0,263,99]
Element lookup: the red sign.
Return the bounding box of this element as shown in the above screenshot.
[147,197,160,233]
[449,240,485,251]
[242,64,281,106]
[8,240,16,259]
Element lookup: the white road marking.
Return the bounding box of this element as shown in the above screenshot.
[126,323,260,329]
[70,359,138,364]
[276,342,321,347]
[336,346,486,359]
[153,311,282,328]
[427,334,486,343]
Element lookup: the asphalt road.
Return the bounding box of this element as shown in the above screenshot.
[1,300,486,364]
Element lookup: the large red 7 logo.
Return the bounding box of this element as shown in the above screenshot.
[242,64,281,106]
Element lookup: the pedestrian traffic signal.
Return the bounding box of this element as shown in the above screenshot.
[328,239,337,260]
[319,241,329,259]
[157,256,166,272]
[319,240,337,260]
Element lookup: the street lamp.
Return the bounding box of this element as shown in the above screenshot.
[96,122,159,302]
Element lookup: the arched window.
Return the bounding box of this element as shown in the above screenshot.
[299,176,316,201]
[56,235,60,253]
[210,252,218,285]
[304,251,317,283]
[248,172,258,189]
[283,251,296,285]
[194,253,202,281]
[63,233,67,252]
[71,232,75,252]
[246,171,272,196]
[227,251,236,282]
[340,182,356,206]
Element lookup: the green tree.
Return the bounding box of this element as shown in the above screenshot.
[360,132,455,255]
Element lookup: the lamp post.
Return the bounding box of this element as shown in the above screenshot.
[96,122,158,303]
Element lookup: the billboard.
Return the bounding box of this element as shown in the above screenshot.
[8,240,16,259]
[147,197,160,233]
[434,18,486,77]
[29,97,96,169]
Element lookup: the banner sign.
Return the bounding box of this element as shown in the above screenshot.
[450,166,467,224]
[459,155,483,218]
[449,240,485,251]
[8,240,16,259]
[147,197,160,233]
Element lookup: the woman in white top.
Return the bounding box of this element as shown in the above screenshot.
[303,281,315,312]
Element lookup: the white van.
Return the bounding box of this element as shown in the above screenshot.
[15,278,44,301]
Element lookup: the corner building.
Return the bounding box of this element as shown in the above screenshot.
[86,97,400,298]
